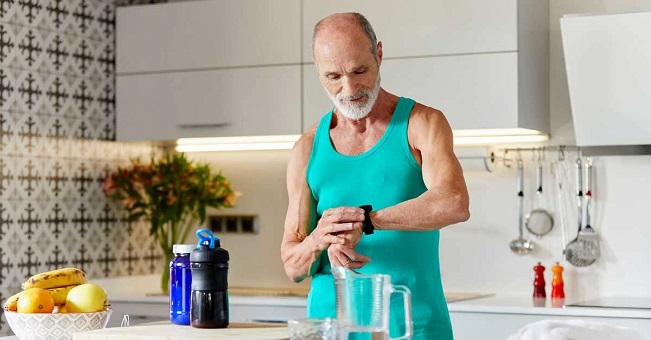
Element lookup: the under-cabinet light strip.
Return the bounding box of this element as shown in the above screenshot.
[176,131,549,152]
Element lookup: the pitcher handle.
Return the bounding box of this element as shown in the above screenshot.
[390,285,412,340]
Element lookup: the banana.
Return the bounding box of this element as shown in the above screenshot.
[47,285,77,306]
[3,291,23,311]
[22,268,87,290]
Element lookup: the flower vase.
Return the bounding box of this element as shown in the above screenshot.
[155,217,198,294]
[161,247,174,293]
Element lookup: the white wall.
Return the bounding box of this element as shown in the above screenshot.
[187,150,311,291]
[190,0,651,303]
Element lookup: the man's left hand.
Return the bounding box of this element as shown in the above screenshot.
[328,244,371,269]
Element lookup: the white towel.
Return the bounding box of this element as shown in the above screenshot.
[507,319,644,340]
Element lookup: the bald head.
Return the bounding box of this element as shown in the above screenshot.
[312,12,378,59]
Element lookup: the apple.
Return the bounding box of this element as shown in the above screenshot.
[65,283,108,313]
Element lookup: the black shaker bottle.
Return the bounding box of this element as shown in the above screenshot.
[190,228,229,328]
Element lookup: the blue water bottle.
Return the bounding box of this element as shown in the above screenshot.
[170,244,194,325]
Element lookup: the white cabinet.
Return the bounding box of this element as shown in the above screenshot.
[301,0,549,134]
[107,297,307,328]
[561,12,651,147]
[303,53,520,131]
[116,0,302,141]
[117,0,550,140]
[107,300,169,328]
[450,311,651,340]
[116,66,301,141]
[301,0,518,61]
[117,0,301,73]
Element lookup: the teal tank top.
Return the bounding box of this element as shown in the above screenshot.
[305,97,453,340]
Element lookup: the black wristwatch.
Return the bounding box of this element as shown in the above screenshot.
[359,205,374,235]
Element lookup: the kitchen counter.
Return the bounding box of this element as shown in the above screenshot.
[4,294,650,339]
[449,294,651,319]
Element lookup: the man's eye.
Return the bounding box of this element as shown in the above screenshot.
[328,75,341,80]
[355,69,366,74]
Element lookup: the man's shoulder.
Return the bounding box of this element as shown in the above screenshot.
[290,124,318,163]
[408,101,447,129]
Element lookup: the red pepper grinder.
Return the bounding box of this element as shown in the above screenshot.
[551,262,565,308]
[533,262,546,307]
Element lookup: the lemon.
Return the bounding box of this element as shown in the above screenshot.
[65,283,108,313]
[17,288,55,314]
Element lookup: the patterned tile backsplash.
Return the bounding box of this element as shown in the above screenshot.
[1,0,165,335]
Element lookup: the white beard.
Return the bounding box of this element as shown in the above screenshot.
[329,75,381,120]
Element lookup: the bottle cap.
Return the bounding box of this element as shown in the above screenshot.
[190,229,229,263]
[173,244,196,254]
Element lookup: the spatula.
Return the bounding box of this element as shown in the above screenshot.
[565,157,593,267]
[578,159,600,261]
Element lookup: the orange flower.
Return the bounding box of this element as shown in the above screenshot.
[103,152,238,242]
[102,176,117,196]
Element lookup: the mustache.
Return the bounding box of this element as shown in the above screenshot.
[336,89,371,102]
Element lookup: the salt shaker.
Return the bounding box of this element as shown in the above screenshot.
[190,229,230,328]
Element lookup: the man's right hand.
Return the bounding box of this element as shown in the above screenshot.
[308,207,365,251]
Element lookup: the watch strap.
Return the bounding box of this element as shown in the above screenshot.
[359,205,374,235]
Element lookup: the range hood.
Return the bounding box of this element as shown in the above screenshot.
[561,11,651,155]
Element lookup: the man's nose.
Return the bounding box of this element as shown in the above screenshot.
[340,76,360,98]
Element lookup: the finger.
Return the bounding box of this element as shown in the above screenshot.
[323,234,345,246]
[347,261,368,269]
[330,252,350,267]
[328,252,343,267]
[340,247,371,264]
[323,207,365,222]
[327,222,355,235]
[336,252,350,268]
[352,253,371,263]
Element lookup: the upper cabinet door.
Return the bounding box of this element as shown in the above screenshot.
[117,65,302,141]
[301,0,517,62]
[117,0,301,74]
[303,53,519,131]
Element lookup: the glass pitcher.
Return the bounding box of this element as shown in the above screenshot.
[332,267,412,339]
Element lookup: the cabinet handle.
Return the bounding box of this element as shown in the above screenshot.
[178,123,231,129]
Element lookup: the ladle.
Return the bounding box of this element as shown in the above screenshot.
[510,159,534,255]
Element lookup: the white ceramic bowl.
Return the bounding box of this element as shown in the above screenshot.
[4,309,112,340]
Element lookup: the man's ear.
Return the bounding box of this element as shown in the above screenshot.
[377,41,383,65]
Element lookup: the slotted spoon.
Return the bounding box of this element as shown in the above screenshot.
[578,159,600,261]
[565,157,594,267]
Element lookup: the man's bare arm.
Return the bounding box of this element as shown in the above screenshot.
[280,131,364,282]
[371,105,470,231]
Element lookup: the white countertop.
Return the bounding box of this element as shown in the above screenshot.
[92,274,651,319]
[449,294,651,319]
[5,275,647,338]
[4,294,650,339]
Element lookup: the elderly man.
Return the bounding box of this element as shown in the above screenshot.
[280,12,470,339]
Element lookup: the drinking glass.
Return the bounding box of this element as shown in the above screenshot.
[287,318,337,340]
